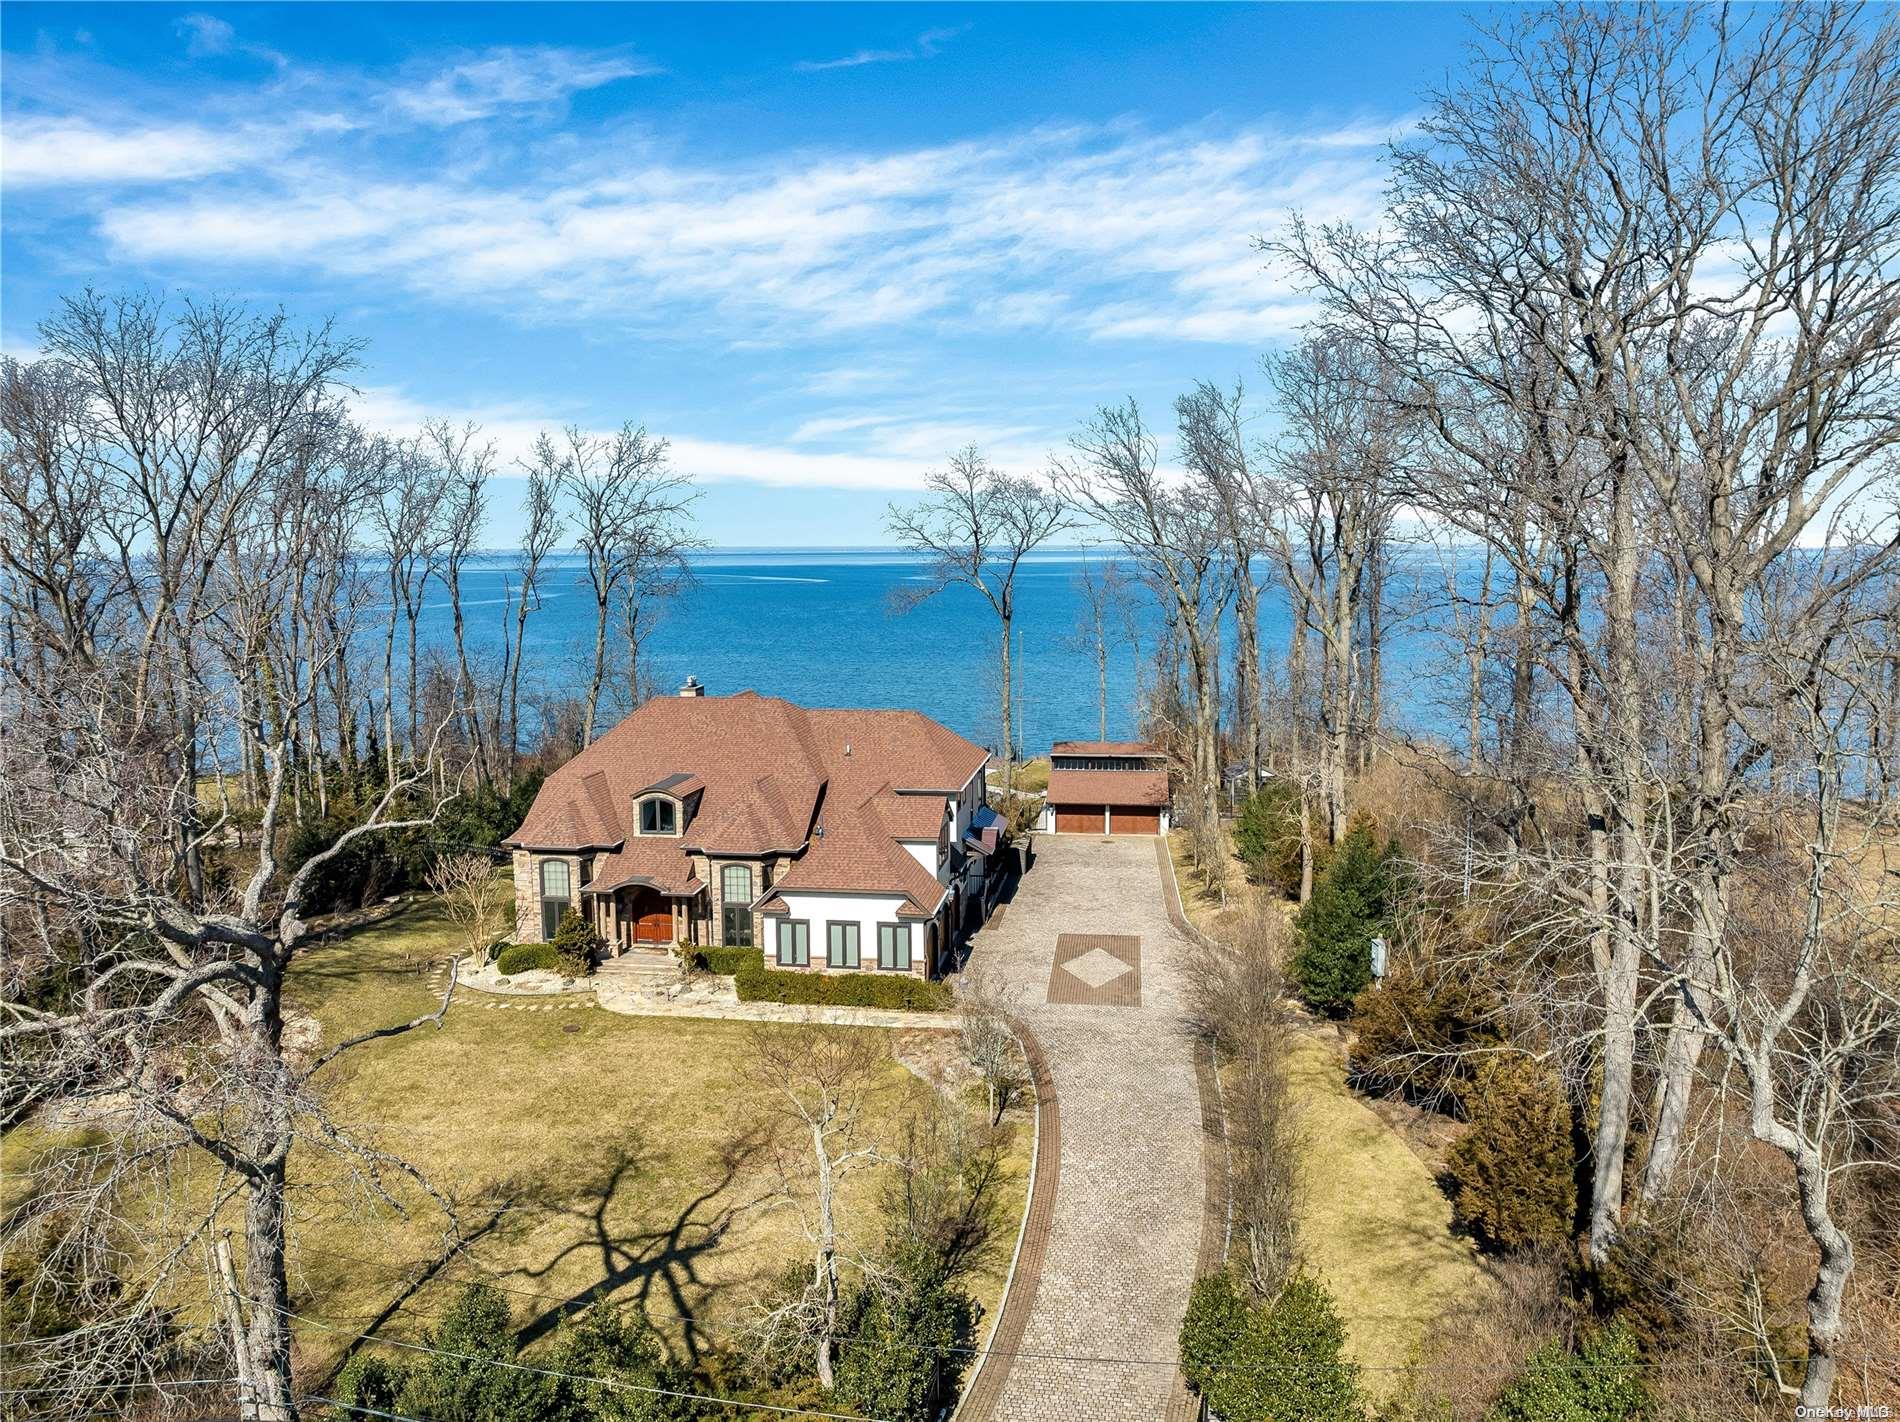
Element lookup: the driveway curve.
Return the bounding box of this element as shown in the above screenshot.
[959,835,1207,1421]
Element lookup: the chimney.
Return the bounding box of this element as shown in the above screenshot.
[679,675,705,698]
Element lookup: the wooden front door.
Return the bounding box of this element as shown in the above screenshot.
[1054,804,1103,834]
[633,908,673,944]
[1110,807,1161,835]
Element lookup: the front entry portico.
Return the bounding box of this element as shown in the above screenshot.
[587,883,700,954]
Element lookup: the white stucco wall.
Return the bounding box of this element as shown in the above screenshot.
[898,840,937,874]
[770,890,929,973]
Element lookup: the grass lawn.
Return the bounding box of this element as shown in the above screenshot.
[1167,830,1491,1397]
[988,757,1050,795]
[1282,1032,1486,1391]
[6,894,1031,1408]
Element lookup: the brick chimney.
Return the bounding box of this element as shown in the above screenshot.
[679,675,705,698]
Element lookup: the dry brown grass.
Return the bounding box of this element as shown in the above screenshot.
[4,896,1032,1394]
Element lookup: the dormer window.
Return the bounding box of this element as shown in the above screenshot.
[639,797,678,836]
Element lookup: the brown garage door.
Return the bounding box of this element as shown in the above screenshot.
[1054,804,1104,834]
[1110,806,1161,835]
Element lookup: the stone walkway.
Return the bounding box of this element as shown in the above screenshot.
[956,835,1206,1421]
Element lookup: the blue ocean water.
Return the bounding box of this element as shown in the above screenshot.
[399,548,1456,755]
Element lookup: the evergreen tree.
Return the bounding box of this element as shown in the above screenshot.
[1447,1057,1577,1250]
[1290,825,1395,1015]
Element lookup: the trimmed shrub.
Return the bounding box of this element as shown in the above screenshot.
[734,960,951,1011]
[496,941,565,976]
[1232,781,1319,897]
[541,1298,701,1422]
[1447,1057,1577,1251]
[1178,1271,1363,1422]
[1486,1324,1648,1422]
[344,1283,695,1422]
[1180,1272,1252,1395]
[835,1241,979,1421]
[691,946,762,976]
[1290,825,1398,1016]
[333,1354,407,1415]
[549,909,604,976]
[398,1282,550,1422]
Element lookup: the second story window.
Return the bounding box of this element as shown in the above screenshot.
[639,797,677,835]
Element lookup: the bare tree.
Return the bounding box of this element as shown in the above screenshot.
[425,421,497,786]
[502,458,564,790]
[542,424,694,744]
[744,1021,893,1391]
[1052,401,1231,856]
[372,441,449,778]
[427,852,508,974]
[888,446,1075,793]
[1182,900,1302,1299]
[1257,334,1399,846]
[955,962,1025,1126]
[1178,379,1271,788]
[1273,5,1900,1394]
[1068,560,1137,743]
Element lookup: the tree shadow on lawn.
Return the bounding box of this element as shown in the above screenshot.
[309,1192,520,1384]
[506,1127,770,1366]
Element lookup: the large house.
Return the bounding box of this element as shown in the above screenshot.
[504,681,1000,978]
[1038,740,1171,835]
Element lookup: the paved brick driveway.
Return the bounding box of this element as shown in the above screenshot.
[963,835,1205,1420]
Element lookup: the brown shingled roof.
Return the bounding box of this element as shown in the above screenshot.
[1050,740,1165,758]
[505,691,988,912]
[1045,767,1171,808]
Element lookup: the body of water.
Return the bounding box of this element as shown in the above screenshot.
[397,548,1461,756]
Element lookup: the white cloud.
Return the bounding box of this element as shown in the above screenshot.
[0,115,278,185]
[177,13,236,57]
[88,118,1392,344]
[386,46,657,125]
[796,25,968,73]
[175,12,287,68]
[349,382,1073,493]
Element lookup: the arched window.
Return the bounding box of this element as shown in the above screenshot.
[639,797,677,835]
[720,864,753,948]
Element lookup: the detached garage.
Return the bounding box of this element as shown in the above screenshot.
[1039,741,1171,836]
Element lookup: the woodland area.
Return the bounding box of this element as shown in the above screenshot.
[3,1,1899,1419]
[1124,6,1900,1419]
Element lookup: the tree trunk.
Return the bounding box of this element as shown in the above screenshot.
[242,1164,297,1421]
[1235,581,1262,787]
[1094,623,1108,741]
[813,1122,839,1392]
[584,588,609,748]
[1359,541,1384,770]
[999,600,1014,798]
[449,564,489,788]
[508,576,531,788]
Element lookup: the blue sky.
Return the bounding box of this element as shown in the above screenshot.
[1,3,1480,545]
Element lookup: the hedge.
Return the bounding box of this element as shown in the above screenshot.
[735,960,952,1011]
[691,946,762,976]
[495,942,565,976]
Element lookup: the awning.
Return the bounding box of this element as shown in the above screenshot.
[962,806,1004,855]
